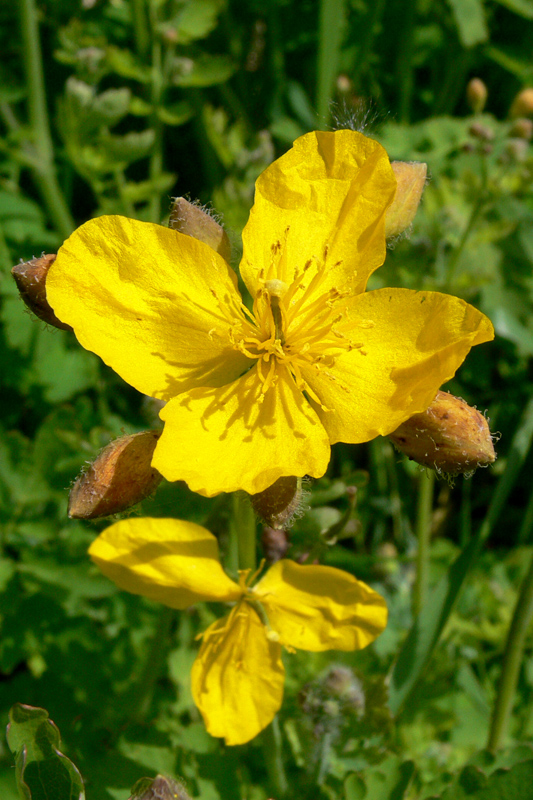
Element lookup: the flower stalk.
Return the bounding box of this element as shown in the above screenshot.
[413,469,435,618]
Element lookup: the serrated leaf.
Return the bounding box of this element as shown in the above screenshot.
[91,87,131,127]
[6,704,85,800]
[101,129,156,164]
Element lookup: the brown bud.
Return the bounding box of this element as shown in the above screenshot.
[261,526,290,563]
[510,118,533,140]
[469,122,494,141]
[388,391,496,475]
[510,88,533,119]
[69,431,162,519]
[129,775,191,800]
[251,475,304,528]
[466,78,488,114]
[169,198,231,262]
[385,161,427,239]
[11,254,73,332]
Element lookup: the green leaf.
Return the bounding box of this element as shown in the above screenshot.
[6,704,85,800]
[156,102,195,127]
[171,0,225,44]
[172,55,236,87]
[438,759,533,799]
[491,0,533,18]
[106,46,151,83]
[446,0,488,47]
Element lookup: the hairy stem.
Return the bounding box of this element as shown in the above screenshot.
[413,470,435,618]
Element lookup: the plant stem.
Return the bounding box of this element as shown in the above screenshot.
[128,605,175,723]
[397,0,417,123]
[488,549,533,751]
[232,493,256,571]
[131,0,150,60]
[262,716,288,798]
[18,0,74,238]
[446,192,486,287]
[316,0,345,126]
[413,469,435,618]
[148,1,164,223]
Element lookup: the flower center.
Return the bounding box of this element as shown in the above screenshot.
[231,244,371,408]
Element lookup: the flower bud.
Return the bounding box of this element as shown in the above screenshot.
[385,161,427,239]
[169,198,231,262]
[510,118,533,141]
[250,475,304,528]
[466,78,488,114]
[261,526,290,563]
[69,431,162,519]
[469,122,494,141]
[510,88,533,119]
[129,774,190,800]
[11,254,73,332]
[388,391,496,475]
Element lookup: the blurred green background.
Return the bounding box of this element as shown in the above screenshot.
[3,1,533,798]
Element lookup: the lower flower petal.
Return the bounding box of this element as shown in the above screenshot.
[302,288,494,443]
[153,364,331,496]
[89,517,241,608]
[254,560,387,652]
[191,604,285,745]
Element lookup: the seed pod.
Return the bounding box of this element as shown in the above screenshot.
[128,774,191,800]
[69,431,162,519]
[385,161,427,239]
[11,254,73,331]
[466,78,488,114]
[388,391,496,475]
[251,475,304,528]
[169,198,231,262]
[510,88,533,119]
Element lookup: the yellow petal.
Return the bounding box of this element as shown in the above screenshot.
[191,603,285,745]
[89,517,241,608]
[254,560,387,652]
[240,130,396,300]
[153,363,330,496]
[46,216,249,400]
[302,288,494,443]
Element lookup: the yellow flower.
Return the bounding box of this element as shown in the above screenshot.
[88,517,387,745]
[47,130,494,497]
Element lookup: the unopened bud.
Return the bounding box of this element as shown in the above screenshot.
[169,198,231,262]
[510,88,533,119]
[129,774,190,800]
[251,475,304,528]
[505,138,529,162]
[388,391,496,475]
[261,526,289,563]
[69,431,162,519]
[385,161,427,239]
[469,122,494,141]
[510,118,533,140]
[11,254,73,332]
[466,78,488,114]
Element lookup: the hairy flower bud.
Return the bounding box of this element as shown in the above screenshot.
[69,431,162,519]
[129,774,190,800]
[11,254,73,331]
[169,198,231,262]
[466,78,488,114]
[388,391,496,474]
[250,475,304,528]
[385,161,427,239]
[510,88,533,119]
[389,392,496,475]
[510,118,533,140]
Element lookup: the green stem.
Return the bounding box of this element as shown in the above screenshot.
[148,3,164,223]
[517,486,533,544]
[488,549,533,751]
[262,716,288,798]
[232,494,256,571]
[18,0,74,237]
[316,0,346,126]
[446,192,487,287]
[128,605,175,723]
[413,470,435,618]
[351,0,387,92]
[131,0,150,60]
[396,0,417,123]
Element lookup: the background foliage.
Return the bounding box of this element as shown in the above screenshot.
[2,0,533,798]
